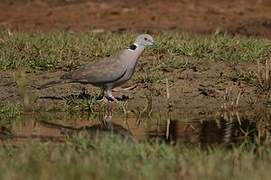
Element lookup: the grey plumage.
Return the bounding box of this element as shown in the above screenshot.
[39,34,154,101]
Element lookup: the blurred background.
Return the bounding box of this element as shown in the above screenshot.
[0,0,271,38]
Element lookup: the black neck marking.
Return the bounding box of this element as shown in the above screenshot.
[128,44,137,50]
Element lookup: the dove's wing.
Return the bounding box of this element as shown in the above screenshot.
[61,51,127,85]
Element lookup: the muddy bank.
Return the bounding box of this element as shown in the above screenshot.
[0,58,267,115]
[0,0,271,38]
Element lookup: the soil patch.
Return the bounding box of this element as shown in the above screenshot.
[0,0,271,38]
[0,58,266,115]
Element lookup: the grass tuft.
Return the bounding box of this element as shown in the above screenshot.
[0,31,270,71]
[0,137,271,180]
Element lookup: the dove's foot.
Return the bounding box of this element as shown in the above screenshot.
[97,95,128,103]
[115,95,129,101]
[105,95,119,103]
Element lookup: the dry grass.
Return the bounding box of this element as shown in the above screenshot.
[256,59,271,91]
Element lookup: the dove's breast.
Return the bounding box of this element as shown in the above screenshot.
[110,48,144,88]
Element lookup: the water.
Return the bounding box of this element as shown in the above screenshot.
[1,108,271,146]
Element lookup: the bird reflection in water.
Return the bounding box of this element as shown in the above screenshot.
[0,116,134,144]
[39,116,134,143]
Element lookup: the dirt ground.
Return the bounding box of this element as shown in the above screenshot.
[0,57,264,116]
[0,0,271,38]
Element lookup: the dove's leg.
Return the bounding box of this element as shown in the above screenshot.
[105,89,118,102]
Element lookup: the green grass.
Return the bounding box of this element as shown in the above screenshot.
[0,30,134,71]
[0,103,22,128]
[156,32,271,62]
[1,137,271,180]
[231,71,257,85]
[133,71,165,84]
[0,29,270,71]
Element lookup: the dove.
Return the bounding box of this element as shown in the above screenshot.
[39,34,154,101]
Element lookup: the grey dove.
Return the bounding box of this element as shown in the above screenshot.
[39,34,154,101]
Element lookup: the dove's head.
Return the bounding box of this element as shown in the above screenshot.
[134,34,154,47]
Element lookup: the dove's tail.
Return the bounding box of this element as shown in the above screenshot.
[38,79,71,89]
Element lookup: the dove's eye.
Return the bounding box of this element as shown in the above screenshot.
[144,37,148,41]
